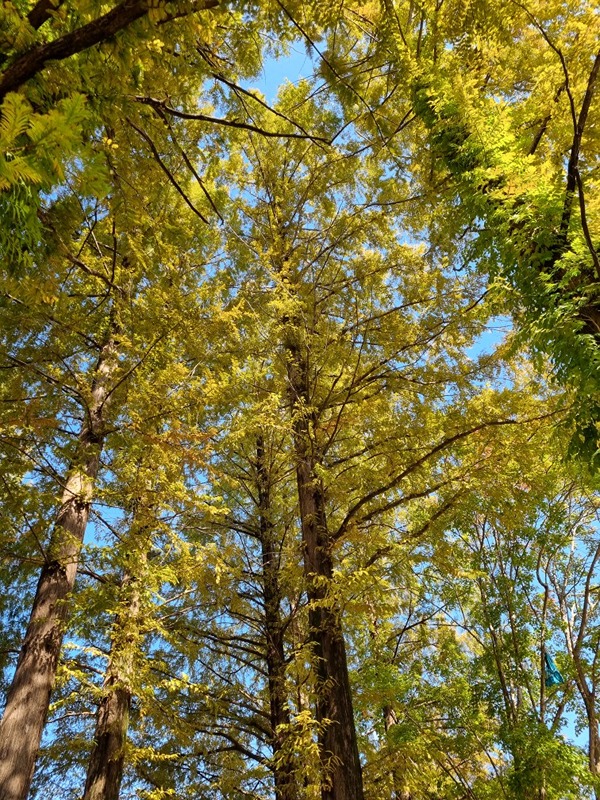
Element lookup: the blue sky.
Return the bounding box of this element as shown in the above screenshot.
[245,46,316,103]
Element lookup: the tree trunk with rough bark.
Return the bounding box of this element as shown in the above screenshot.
[83,568,142,800]
[256,435,299,800]
[0,324,119,800]
[83,679,131,800]
[284,330,364,800]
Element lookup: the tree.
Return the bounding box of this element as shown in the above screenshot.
[214,80,555,799]
[0,297,121,800]
[539,487,600,796]
[0,111,221,796]
[4,5,600,798]
[376,0,600,456]
[281,0,600,457]
[0,0,222,269]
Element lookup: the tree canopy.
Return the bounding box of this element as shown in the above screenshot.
[1,3,600,800]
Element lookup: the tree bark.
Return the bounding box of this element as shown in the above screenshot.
[0,0,219,99]
[284,330,364,800]
[0,0,149,99]
[586,703,600,800]
[256,435,299,800]
[0,322,119,800]
[83,569,142,800]
[83,679,131,800]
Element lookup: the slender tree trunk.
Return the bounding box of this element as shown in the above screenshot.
[83,682,130,800]
[83,569,142,800]
[567,640,600,795]
[383,707,411,800]
[256,435,299,800]
[284,330,364,800]
[555,544,600,797]
[0,322,119,800]
[586,704,600,800]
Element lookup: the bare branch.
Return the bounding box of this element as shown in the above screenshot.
[334,418,518,541]
[133,95,331,143]
[126,117,209,224]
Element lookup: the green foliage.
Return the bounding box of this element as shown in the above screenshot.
[390,2,600,463]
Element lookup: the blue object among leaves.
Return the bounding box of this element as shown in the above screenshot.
[544,652,565,688]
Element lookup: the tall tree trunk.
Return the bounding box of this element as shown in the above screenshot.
[0,321,119,800]
[586,704,600,800]
[565,631,600,795]
[256,435,299,800]
[284,330,364,800]
[556,541,600,796]
[83,568,142,800]
[83,680,131,800]
[383,707,411,800]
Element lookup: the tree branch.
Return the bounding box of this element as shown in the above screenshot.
[334,419,518,541]
[27,0,65,30]
[126,117,209,223]
[0,0,219,99]
[134,95,331,143]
